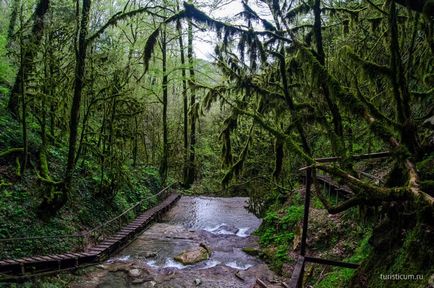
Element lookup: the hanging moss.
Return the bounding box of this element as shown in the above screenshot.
[273,138,284,179]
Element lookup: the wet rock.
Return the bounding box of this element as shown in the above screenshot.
[144,251,158,258]
[131,276,154,285]
[242,247,260,256]
[142,280,157,287]
[174,245,210,265]
[199,243,212,255]
[96,271,127,288]
[128,268,142,278]
[212,224,239,235]
[235,270,245,281]
[98,262,132,272]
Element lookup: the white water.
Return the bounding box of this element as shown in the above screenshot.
[225,261,254,270]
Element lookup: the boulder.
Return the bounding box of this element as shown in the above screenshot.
[174,244,211,265]
[128,268,142,278]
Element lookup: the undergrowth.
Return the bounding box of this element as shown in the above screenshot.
[0,96,162,259]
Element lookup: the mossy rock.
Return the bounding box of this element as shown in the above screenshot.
[242,247,260,256]
[174,244,211,265]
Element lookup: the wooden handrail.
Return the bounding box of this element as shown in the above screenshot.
[0,183,174,244]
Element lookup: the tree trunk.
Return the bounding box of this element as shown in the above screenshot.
[388,1,420,155]
[313,0,345,155]
[8,0,50,117]
[176,12,189,187]
[7,0,19,47]
[63,0,91,202]
[185,15,196,187]
[159,27,169,184]
[19,6,27,176]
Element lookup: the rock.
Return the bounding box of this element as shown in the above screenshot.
[199,243,212,255]
[131,276,154,285]
[174,245,210,265]
[242,247,260,256]
[96,271,127,288]
[128,268,142,278]
[235,270,245,281]
[99,263,132,272]
[143,281,156,287]
[131,278,146,285]
[194,278,202,286]
[212,224,239,235]
[143,251,158,258]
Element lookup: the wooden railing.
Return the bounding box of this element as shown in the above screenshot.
[0,184,174,260]
[288,152,391,287]
[0,189,180,280]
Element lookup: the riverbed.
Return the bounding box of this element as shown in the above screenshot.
[70,196,285,288]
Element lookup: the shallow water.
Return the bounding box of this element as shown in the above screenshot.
[163,196,261,231]
[71,196,284,288]
[116,197,262,270]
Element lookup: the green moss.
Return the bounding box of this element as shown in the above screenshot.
[316,268,356,288]
[316,231,372,288]
[417,154,434,180]
[358,224,434,288]
[255,204,304,273]
[242,247,260,256]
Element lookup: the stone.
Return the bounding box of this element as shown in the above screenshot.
[128,268,142,278]
[144,251,158,258]
[100,263,132,272]
[212,224,239,235]
[174,245,210,265]
[241,247,260,256]
[144,281,157,287]
[131,276,154,285]
[194,278,202,286]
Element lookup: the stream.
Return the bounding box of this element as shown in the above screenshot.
[71,196,285,288]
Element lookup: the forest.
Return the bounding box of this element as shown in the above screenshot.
[0,0,433,287]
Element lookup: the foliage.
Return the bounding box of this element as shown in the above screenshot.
[0,34,14,87]
[315,231,372,288]
[0,93,161,258]
[0,0,433,286]
[256,204,304,272]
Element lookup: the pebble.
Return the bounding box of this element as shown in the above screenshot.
[194,278,202,286]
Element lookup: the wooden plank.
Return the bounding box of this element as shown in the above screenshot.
[304,256,359,269]
[256,279,268,288]
[315,151,390,163]
[63,253,80,259]
[52,254,72,260]
[0,193,181,278]
[79,252,98,257]
[288,256,305,288]
[46,255,65,261]
[100,240,116,244]
[30,256,48,262]
[112,235,125,240]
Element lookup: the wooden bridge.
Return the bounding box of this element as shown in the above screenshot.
[0,192,180,280]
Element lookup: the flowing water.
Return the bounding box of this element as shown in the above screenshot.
[71,196,285,288]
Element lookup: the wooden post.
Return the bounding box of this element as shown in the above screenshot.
[301,168,312,256]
